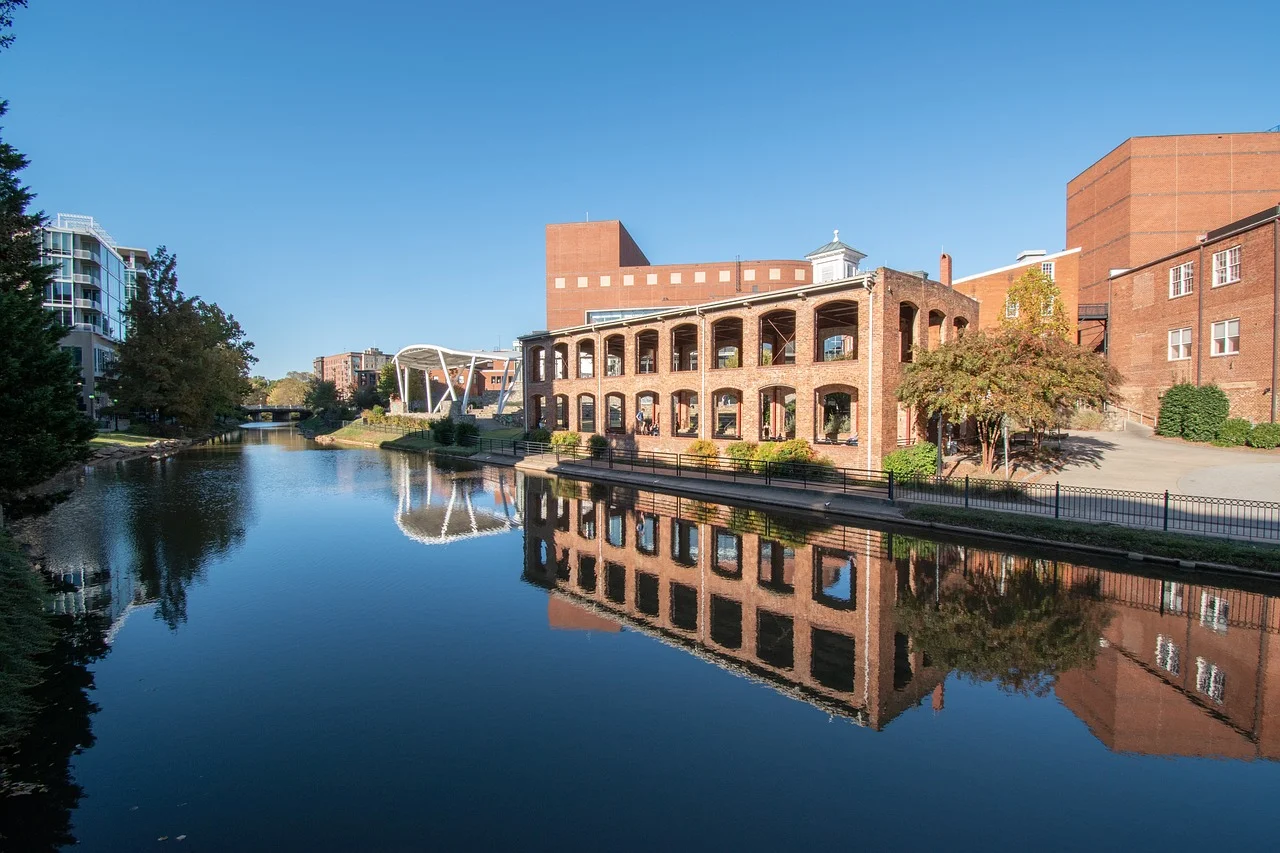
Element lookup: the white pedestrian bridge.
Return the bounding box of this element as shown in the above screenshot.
[391,344,522,417]
[392,455,524,545]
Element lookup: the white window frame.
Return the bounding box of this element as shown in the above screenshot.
[1005,300,1019,319]
[1040,261,1055,281]
[1168,262,1194,298]
[1167,327,1192,361]
[1210,319,1240,357]
[1212,246,1241,287]
[1200,592,1229,632]
[1196,657,1225,704]
[1155,635,1180,675]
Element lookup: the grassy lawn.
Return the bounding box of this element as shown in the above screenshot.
[904,504,1280,573]
[90,431,158,448]
[482,427,525,441]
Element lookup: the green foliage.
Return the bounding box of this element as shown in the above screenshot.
[0,532,55,745]
[266,374,308,407]
[587,433,609,458]
[1248,422,1280,450]
[525,428,551,444]
[726,506,828,548]
[549,430,580,451]
[725,441,758,461]
[377,362,399,399]
[883,442,938,477]
[1214,417,1252,447]
[998,267,1069,338]
[823,413,851,437]
[371,405,385,418]
[242,375,271,406]
[686,438,719,458]
[1183,384,1230,443]
[107,247,256,431]
[429,418,456,446]
[454,422,479,446]
[1156,383,1197,437]
[754,439,824,465]
[897,563,1108,696]
[0,102,95,505]
[304,377,339,414]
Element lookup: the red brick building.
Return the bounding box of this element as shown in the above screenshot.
[313,347,391,399]
[1106,205,1279,423]
[544,221,821,330]
[523,244,977,467]
[951,247,1082,337]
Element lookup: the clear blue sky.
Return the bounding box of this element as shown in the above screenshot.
[5,0,1278,377]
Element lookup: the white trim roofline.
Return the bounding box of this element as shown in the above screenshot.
[951,247,1081,285]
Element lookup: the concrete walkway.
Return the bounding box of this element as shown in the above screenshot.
[1053,425,1280,501]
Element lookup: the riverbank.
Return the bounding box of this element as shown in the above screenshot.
[516,456,1280,577]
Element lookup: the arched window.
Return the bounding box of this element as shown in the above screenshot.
[759,386,796,441]
[759,310,796,366]
[576,339,595,379]
[816,386,858,444]
[927,309,946,349]
[553,394,569,430]
[671,391,699,437]
[635,329,659,374]
[899,302,918,363]
[552,343,569,379]
[636,392,659,434]
[671,323,698,372]
[604,334,625,377]
[605,393,625,434]
[530,346,547,382]
[712,318,742,368]
[531,394,547,430]
[578,394,596,433]
[815,301,858,362]
[712,389,741,439]
[953,317,969,335]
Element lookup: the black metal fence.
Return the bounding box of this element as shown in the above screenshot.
[461,435,1280,543]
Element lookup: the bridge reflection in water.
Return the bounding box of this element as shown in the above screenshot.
[516,475,1280,757]
[392,454,523,546]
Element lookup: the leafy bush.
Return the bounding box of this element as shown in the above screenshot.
[525,428,551,444]
[371,405,385,418]
[882,441,938,477]
[725,441,758,461]
[429,418,456,445]
[686,439,719,458]
[1156,383,1196,437]
[454,422,479,446]
[587,434,609,459]
[550,431,580,451]
[1249,422,1280,449]
[1214,417,1252,447]
[756,439,822,465]
[1183,384,1230,443]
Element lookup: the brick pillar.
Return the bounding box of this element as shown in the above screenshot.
[940,252,952,287]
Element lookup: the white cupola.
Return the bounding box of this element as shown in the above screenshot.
[806,229,867,283]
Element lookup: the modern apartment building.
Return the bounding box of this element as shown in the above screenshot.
[38,214,143,419]
[524,230,977,466]
[313,348,392,399]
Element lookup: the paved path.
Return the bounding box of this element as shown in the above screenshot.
[1053,425,1280,501]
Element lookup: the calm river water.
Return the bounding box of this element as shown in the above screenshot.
[5,424,1280,850]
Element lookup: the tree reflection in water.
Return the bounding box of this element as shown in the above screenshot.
[897,542,1111,696]
[127,453,252,629]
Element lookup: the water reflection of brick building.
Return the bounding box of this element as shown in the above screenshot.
[521,476,946,728]
[517,474,1280,752]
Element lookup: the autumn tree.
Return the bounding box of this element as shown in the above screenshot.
[242,376,272,406]
[265,372,310,407]
[999,267,1069,338]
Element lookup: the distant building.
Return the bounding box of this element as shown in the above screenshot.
[38,214,146,419]
[951,247,1082,337]
[313,348,392,399]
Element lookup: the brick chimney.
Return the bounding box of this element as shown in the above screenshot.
[940,252,952,287]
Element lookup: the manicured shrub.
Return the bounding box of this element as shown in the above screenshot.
[1214,417,1252,447]
[685,439,719,458]
[454,422,479,446]
[882,441,938,477]
[525,428,551,444]
[429,418,456,445]
[756,439,822,465]
[1183,384,1230,443]
[1248,422,1280,449]
[550,431,580,451]
[1156,383,1196,437]
[587,434,609,459]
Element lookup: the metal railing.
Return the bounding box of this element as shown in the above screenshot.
[459,435,1280,542]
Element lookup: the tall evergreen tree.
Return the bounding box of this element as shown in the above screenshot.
[107,247,255,431]
[0,100,95,508]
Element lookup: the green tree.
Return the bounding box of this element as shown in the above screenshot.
[106,248,255,432]
[1001,329,1119,451]
[266,373,309,407]
[999,267,1069,338]
[0,101,95,509]
[377,362,399,400]
[304,377,340,414]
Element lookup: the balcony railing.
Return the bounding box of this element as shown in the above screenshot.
[1078,303,1109,320]
[73,249,100,263]
[74,298,102,310]
[72,273,99,285]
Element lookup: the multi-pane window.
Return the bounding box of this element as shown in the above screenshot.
[1155,635,1180,675]
[1169,262,1194,297]
[1167,327,1192,361]
[1196,657,1225,704]
[1040,261,1055,280]
[1211,319,1240,356]
[1161,581,1184,613]
[1212,246,1241,287]
[1201,593,1230,632]
[1005,300,1019,319]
